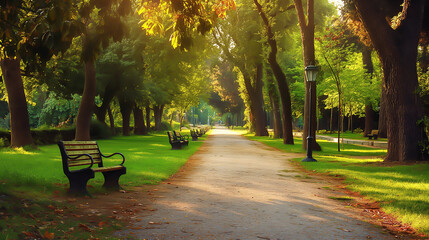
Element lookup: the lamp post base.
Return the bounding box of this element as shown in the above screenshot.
[302,157,317,162]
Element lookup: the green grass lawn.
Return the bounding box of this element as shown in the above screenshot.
[244,133,429,235]
[0,130,208,239]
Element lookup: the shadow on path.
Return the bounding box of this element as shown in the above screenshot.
[116,128,396,240]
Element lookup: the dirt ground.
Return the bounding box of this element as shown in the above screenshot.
[71,127,421,240]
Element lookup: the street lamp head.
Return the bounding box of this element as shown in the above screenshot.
[305,65,319,82]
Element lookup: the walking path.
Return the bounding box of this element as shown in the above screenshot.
[117,128,395,239]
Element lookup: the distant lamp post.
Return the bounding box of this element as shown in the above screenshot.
[302,65,319,162]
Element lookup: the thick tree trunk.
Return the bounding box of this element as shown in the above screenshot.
[119,100,133,136]
[254,0,293,142]
[107,104,115,135]
[293,0,320,150]
[245,64,269,136]
[378,86,387,138]
[0,58,33,147]
[362,45,375,137]
[354,0,426,161]
[153,105,164,131]
[94,82,118,124]
[363,105,375,136]
[383,57,424,161]
[421,45,428,73]
[75,60,96,140]
[146,106,151,130]
[265,66,283,138]
[133,105,146,135]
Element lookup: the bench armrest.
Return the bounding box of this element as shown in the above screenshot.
[101,152,126,165]
[68,153,94,168]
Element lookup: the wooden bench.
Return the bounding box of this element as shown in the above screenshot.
[173,131,189,146]
[58,141,126,196]
[167,131,185,149]
[190,129,199,141]
[367,130,379,140]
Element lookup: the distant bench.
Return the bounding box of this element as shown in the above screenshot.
[367,130,379,140]
[167,131,188,149]
[58,141,126,196]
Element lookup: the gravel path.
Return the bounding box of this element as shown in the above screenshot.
[117,127,394,240]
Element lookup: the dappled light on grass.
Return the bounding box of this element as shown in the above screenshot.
[1,147,39,155]
[150,143,168,147]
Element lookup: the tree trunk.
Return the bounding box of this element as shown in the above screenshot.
[246,64,269,136]
[75,60,96,141]
[362,45,375,137]
[107,104,115,135]
[146,105,151,130]
[133,105,147,135]
[293,0,320,150]
[378,85,387,138]
[354,0,426,162]
[330,106,333,132]
[0,58,33,147]
[363,104,375,136]
[119,100,133,136]
[265,65,283,138]
[153,104,164,131]
[253,0,292,142]
[94,82,119,124]
[420,45,428,73]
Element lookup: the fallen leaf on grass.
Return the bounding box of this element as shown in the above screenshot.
[22,231,37,238]
[98,221,107,228]
[79,223,92,232]
[43,231,55,239]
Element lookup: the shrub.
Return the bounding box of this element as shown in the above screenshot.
[354,128,363,134]
[90,120,112,139]
[160,120,172,131]
[0,137,9,147]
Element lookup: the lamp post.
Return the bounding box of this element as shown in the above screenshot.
[302,65,319,162]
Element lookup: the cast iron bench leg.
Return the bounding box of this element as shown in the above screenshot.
[67,171,94,196]
[102,168,127,190]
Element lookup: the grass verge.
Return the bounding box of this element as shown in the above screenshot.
[244,133,429,235]
[0,130,208,239]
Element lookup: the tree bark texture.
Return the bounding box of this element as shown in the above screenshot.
[293,0,320,150]
[75,60,96,140]
[0,58,34,147]
[244,64,269,136]
[254,0,293,142]
[265,65,283,139]
[133,105,147,135]
[364,105,375,136]
[362,46,375,136]
[146,106,151,130]
[120,100,132,136]
[107,104,115,135]
[153,105,164,131]
[354,0,426,161]
[378,85,387,138]
[94,81,119,124]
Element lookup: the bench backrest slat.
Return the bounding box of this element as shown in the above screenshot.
[61,141,102,168]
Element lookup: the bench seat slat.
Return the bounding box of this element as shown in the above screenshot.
[92,166,124,172]
[68,156,101,162]
[69,160,101,167]
[66,149,100,155]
